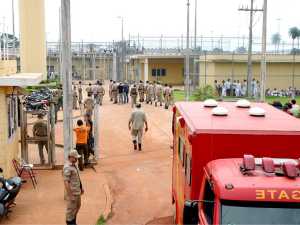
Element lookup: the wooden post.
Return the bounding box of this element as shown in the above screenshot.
[50,102,56,167]
[20,102,27,162]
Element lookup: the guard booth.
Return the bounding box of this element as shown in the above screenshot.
[20,102,56,169]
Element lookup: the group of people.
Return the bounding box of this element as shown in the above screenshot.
[266,87,300,97]
[73,80,106,112]
[109,80,174,109]
[272,99,300,118]
[214,78,260,98]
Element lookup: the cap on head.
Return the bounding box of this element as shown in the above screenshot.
[68,150,81,159]
[37,113,44,119]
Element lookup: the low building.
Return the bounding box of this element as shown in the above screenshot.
[128,54,185,85]
[0,59,42,177]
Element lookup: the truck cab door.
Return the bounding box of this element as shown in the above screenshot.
[198,177,216,225]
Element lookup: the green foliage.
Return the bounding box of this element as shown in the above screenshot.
[289,27,300,40]
[194,85,215,101]
[96,215,106,225]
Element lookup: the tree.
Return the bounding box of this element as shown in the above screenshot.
[289,27,300,50]
[271,33,281,53]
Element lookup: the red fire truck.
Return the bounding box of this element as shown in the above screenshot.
[172,101,300,225]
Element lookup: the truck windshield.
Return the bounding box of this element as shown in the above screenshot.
[221,200,300,225]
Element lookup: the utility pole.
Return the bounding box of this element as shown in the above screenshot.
[61,0,73,160]
[239,0,263,97]
[193,0,198,89]
[11,0,15,53]
[185,0,190,101]
[260,0,267,102]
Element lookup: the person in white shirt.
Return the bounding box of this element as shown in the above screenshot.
[235,80,242,97]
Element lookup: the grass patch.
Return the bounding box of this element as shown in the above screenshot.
[96,215,106,225]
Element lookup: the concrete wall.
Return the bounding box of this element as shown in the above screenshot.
[48,56,113,81]
[199,54,300,89]
[19,0,47,79]
[0,60,17,76]
[0,87,19,178]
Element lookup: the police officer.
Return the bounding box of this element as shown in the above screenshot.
[155,82,163,107]
[63,150,84,225]
[130,84,138,108]
[163,84,171,109]
[32,113,48,164]
[93,81,105,105]
[73,86,78,110]
[78,81,83,105]
[138,81,145,102]
[112,81,118,104]
[86,83,93,97]
[148,82,155,105]
[109,80,113,101]
[128,104,148,151]
[84,93,94,117]
[145,81,150,104]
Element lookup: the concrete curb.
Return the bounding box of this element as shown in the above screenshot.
[102,183,113,220]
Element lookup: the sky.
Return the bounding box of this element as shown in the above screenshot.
[0,0,300,43]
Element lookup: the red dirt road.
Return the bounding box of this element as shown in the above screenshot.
[98,94,175,225]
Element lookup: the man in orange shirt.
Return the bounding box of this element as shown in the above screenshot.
[73,119,90,171]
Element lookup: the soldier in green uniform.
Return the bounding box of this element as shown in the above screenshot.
[63,150,84,225]
[130,84,138,108]
[32,113,48,164]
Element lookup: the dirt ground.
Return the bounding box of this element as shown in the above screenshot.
[98,86,175,225]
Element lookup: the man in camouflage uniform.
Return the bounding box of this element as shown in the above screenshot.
[52,90,60,123]
[32,113,48,164]
[155,82,163,107]
[138,81,145,102]
[63,150,84,225]
[93,81,105,105]
[130,84,138,108]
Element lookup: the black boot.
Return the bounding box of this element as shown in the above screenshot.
[133,141,137,150]
[138,143,142,151]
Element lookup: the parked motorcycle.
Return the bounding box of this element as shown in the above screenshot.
[0,168,22,219]
[24,88,53,112]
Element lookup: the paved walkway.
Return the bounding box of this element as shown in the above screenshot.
[97,83,174,224]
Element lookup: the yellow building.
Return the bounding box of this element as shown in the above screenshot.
[19,0,47,79]
[128,55,184,85]
[0,60,42,177]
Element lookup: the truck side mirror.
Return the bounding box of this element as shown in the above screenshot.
[183,200,199,225]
